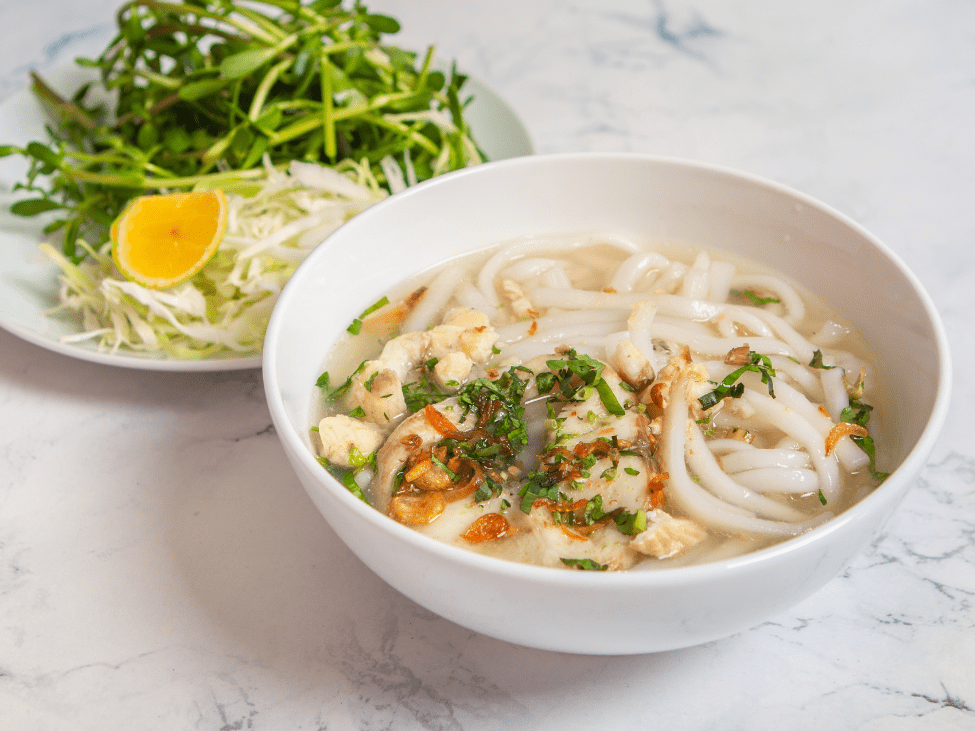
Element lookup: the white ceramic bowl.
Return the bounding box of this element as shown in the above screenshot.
[263,153,951,654]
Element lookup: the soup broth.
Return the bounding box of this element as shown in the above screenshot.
[312,231,891,571]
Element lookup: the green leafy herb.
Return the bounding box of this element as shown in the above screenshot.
[341,470,369,503]
[540,349,625,416]
[320,457,372,505]
[473,476,504,503]
[614,509,647,535]
[4,1,485,264]
[818,489,827,505]
[841,398,889,482]
[840,398,873,428]
[347,296,390,335]
[732,289,781,306]
[518,470,561,513]
[456,367,530,452]
[402,369,451,412]
[809,350,835,370]
[318,360,366,405]
[560,557,609,571]
[699,351,776,410]
[583,495,606,524]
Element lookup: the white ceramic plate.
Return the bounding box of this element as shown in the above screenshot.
[0,66,533,371]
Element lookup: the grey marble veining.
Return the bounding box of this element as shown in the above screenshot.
[1,1,974,729]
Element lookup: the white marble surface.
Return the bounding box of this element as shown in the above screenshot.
[1,1,973,729]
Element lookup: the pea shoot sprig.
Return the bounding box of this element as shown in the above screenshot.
[0,0,484,263]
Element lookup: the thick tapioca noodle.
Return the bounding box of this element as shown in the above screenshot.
[313,231,890,571]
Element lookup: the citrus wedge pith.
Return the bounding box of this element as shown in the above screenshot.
[111,189,228,289]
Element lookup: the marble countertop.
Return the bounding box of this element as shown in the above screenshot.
[1,1,973,729]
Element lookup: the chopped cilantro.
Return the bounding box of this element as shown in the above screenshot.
[347,447,375,470]
[840,398,889,482]
[402,369,452,412]
[584,495,607,524]
[474,477,503,502]
[809,350,835,370]
[615,509,647,535]
[346,296,390,335]
[536,371,556,394]
[320,459,371,505]
[699,351,776,410]
[732,289,781,306]
[540,349,625,415]
[840,398,873,428]
[519,470,561,513]
[341,470,369,503]
[318,361,367,406]
[560,557,609,571]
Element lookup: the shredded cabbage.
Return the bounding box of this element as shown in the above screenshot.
[41,157,389,359]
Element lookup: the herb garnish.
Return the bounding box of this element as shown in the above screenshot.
[518,470,562,513]
[539,349,625,416]
[809,350,835,370]
[615,509,647,535]
[1,1,484,264]
[411,366,531,504]
[317,360,367,405]
[841,397,889,482]
[347,296,390,335]
[698,351,776,410]
[560,557,609,571]
[732,289,781,306]
[320,446,376,505]
[402,369,452,412]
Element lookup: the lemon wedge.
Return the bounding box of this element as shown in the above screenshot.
[111,189,228,289]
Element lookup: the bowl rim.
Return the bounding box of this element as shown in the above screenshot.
[263,151,953,588]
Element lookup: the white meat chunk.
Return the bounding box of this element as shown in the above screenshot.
[346,307,498,429]
[318,415,387,468]
[552,368,652,514]
[378,306,496,377]
[372,398,467,515]
[630,509,708,559]
[351,364,409,427]
[527,511,641,571]
[433,351,474,391]
[642,346,714,419]
[525,365,662,570]
[611,337,656,390]
[500,278,539,320]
